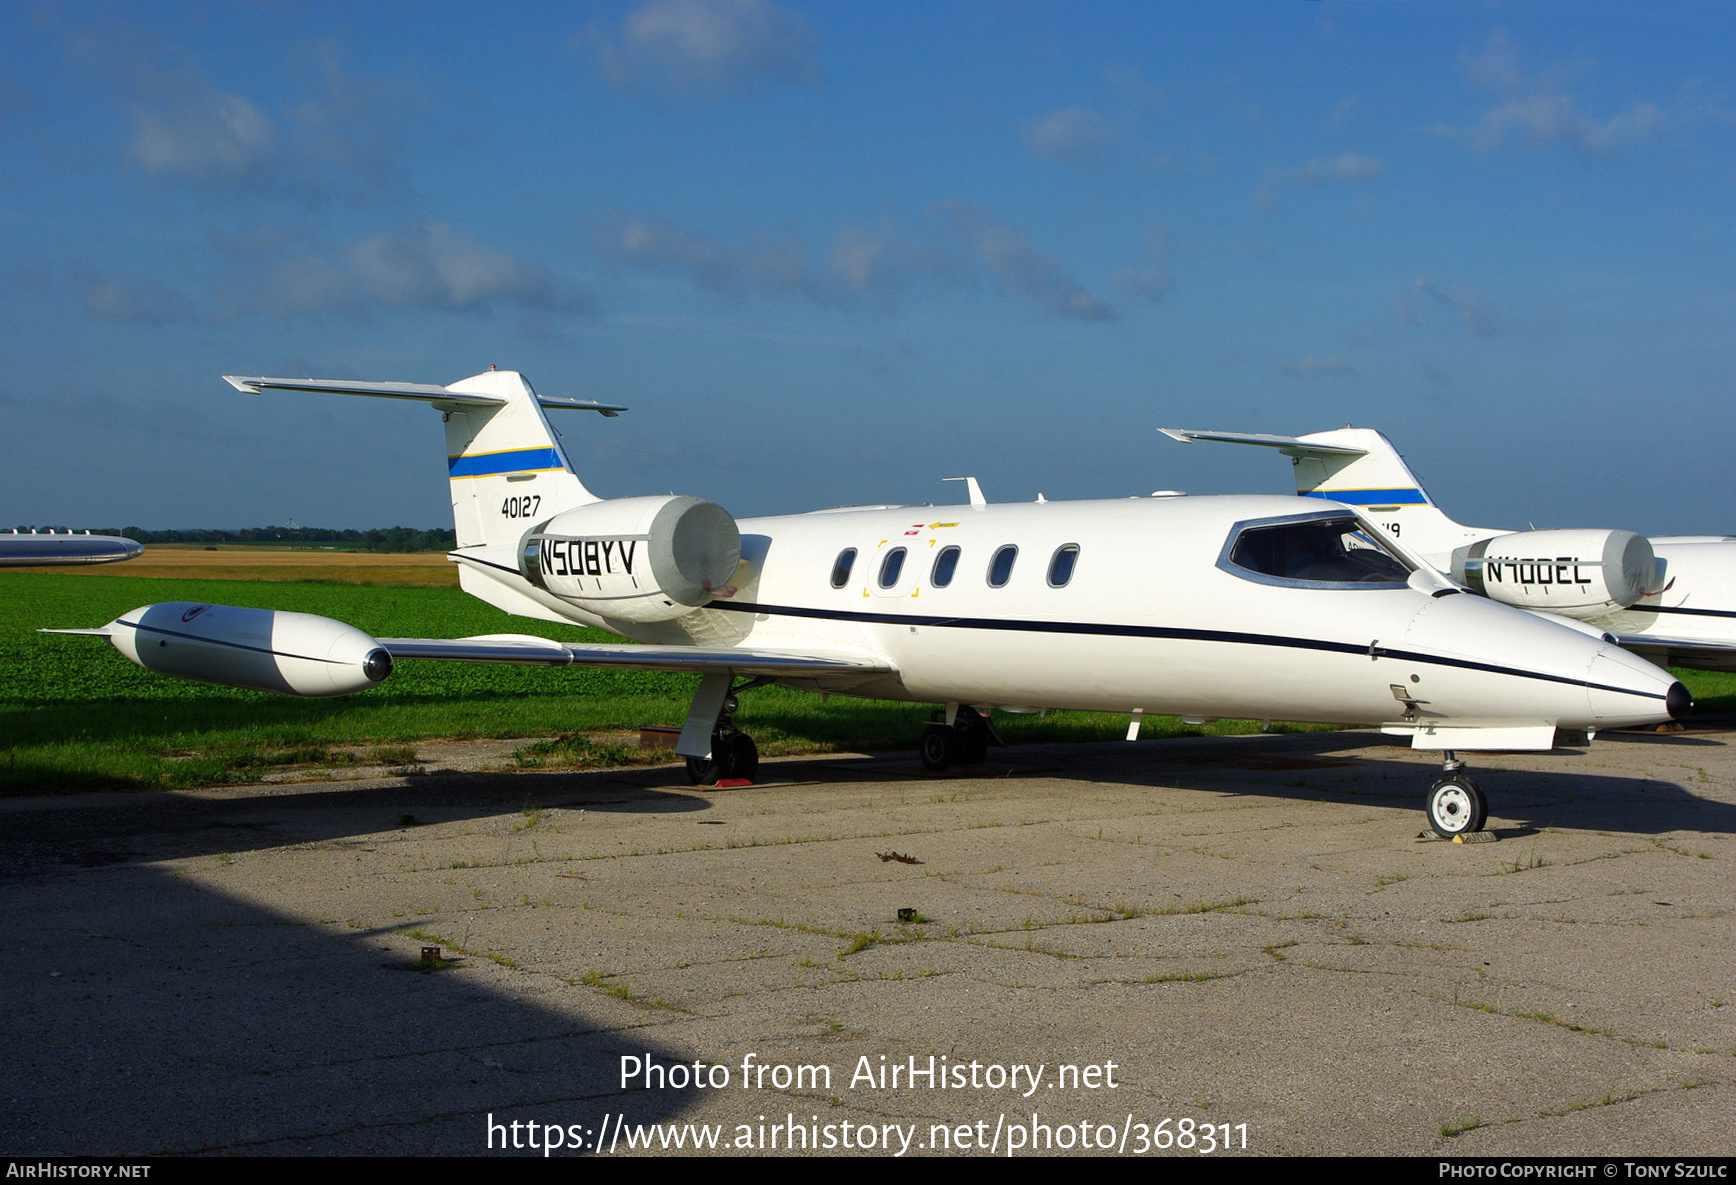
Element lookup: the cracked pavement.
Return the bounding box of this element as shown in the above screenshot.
[3,727,1732,1155]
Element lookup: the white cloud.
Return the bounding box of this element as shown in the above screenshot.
[595,0,821,101]
[595,212,816,299]
[245,223,591,318]
[595,205,1114,321]
[130,90,274,180]
[115,39,423,203]
[1456,29,1665,156]
[1255,152,1386,210]
[1025,106,1115,169]
[934,203,1115,321]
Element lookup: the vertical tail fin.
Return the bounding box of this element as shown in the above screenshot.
[439,370,598,548]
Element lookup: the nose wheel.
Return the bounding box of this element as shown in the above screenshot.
[1426,753,1487,836]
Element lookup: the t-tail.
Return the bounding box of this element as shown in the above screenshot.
[225,369,631,622]
[225,369,625,550]
[1160,426,1504,567]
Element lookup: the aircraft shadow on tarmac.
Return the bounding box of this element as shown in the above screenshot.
[4,854,699,1157]
[5,729,1732,876]
[7,728,1732,1154]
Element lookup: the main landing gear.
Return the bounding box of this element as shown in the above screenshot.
[678,672,762,786]
[685,724,758,785]
[1426,751,1487,837]
[919,705,1001,774]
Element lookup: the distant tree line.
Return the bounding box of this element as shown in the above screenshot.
[11,526,458,553]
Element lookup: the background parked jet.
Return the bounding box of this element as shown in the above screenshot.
[1,529,142,567]
[1163,427,1736,674]
[48,373,1689,837]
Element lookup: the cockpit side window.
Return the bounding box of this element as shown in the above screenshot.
[1221,514,1413,589]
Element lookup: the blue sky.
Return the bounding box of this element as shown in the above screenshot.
[4,1,1734,534]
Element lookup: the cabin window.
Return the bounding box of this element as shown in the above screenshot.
[932,546,961,587]
[988,545,1018,588]
[1047,544,1080,587]
[1221,513,1413,589]
[879,547,907,588]
[830,548,857,589]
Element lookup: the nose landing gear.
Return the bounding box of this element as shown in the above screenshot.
[1426,751,1487,837]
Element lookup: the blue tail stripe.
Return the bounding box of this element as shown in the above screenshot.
[1302,488,1428,506]
[447,448,563,478]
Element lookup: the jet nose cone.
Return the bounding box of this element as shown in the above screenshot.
[1667,681,1693,721]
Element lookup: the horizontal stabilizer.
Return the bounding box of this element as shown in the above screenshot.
[1159,428,1367,458]
[379,636,894,678]
[224,375,627,415]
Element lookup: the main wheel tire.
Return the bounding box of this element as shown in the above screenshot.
[685,754,719,785]
[960,730,989,765]
[919,724,961,773]
[1427,774,1487,836]
[719,732,758,782]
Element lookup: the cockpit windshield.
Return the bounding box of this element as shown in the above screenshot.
[1223,514,1414,588]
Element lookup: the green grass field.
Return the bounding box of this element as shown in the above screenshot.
[0,571,1340,796]
[6,571,1730,796]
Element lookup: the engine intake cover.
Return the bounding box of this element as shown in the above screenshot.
[1453,529,1655,618]
[522,495,741,623]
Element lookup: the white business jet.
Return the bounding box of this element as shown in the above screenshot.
[47,371,1688,838]
[1161,426,1736,673]
[1,528,143,566]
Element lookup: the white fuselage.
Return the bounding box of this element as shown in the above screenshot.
[453,494,1681,733]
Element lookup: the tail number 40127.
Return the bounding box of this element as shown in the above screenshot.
[502,495,541,519]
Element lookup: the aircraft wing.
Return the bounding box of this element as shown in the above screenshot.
[1615,636,1736,673]
[224,375,627,415]
[1159,428,1368,458]
[0,533,143,567]
[378,634,894,678]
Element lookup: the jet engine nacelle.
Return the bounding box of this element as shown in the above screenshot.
[1452,529,1656,618]
[520,495,741,623]
[102,602,393,696]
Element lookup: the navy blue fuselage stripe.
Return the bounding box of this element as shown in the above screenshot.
[453,553,522,576]
[705,600,1664,701]
[1301,489,1429,505]
[118,619,345,664]
[447,448,562,477]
